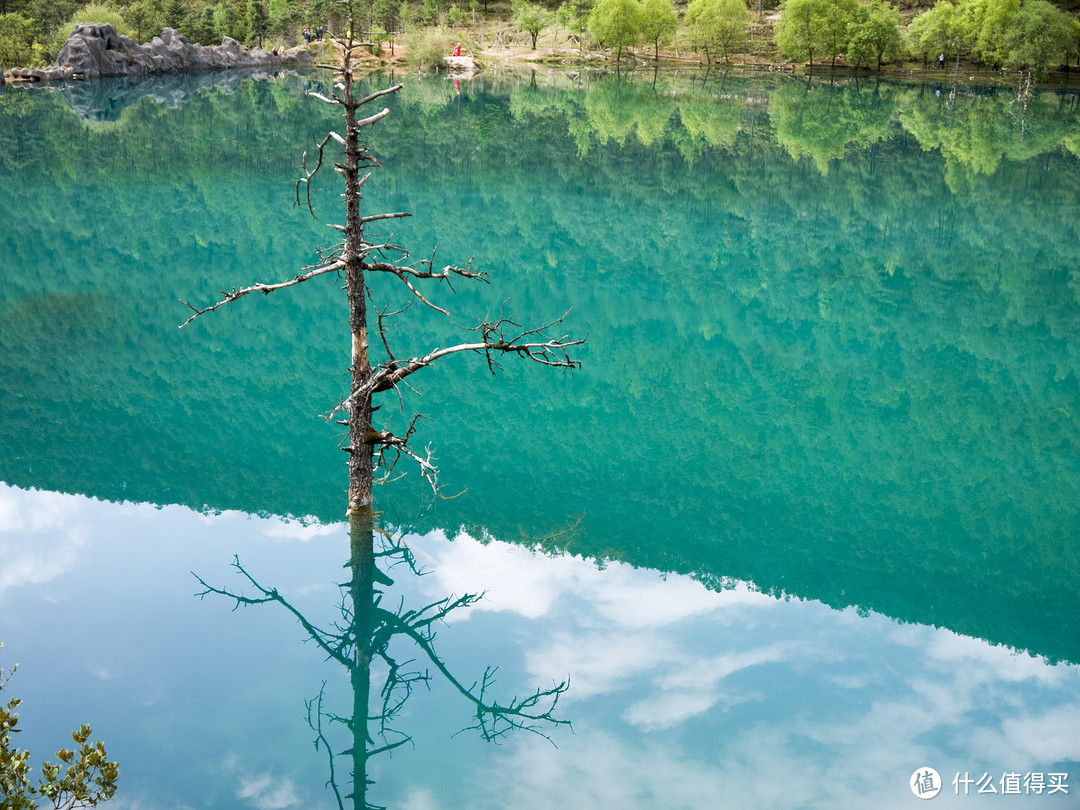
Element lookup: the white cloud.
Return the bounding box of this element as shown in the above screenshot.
[404,530,762,632]
[526,628,680,699]
[236,772,301,810]
[400,786,445,810]
[623,644,796,729]
[0,486,89,596]
[262,518,343,543]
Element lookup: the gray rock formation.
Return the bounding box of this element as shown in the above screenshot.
[55,68,309,122]
[10,23,311,82]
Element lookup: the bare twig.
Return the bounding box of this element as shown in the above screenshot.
[306,683,346,810]
[178,260,344,328]
[193,557,352,669]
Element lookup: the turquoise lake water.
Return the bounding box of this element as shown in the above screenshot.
[0,68,1078,808]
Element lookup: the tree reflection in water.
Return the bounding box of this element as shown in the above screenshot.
[193,507,570,810]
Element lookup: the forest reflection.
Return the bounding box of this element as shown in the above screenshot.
[2,67,1078,672]
[192,507,570,810]
[7,67,1078,178]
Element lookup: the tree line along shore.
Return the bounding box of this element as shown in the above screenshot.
[1,0,1078,79]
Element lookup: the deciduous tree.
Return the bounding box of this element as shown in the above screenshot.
[969,0,1018,66]
[589,0,639,61]
[0,12,41,67]
[774,0,822,67]
[906,1,960,68]
[847,0,901,69]
[685,0,747,63]
[636,0,676,59]
[1002,0,1074,77]
[816,0,856,68]
[516,0,550,48]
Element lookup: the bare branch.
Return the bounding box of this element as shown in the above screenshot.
[306,683,346,810]
[365,309,584,393]
[306,90,342,105]
[372,431,440,492]
[366,258,487,285]
[357,107,391,129]
[295,132,337,216]
[193,558,353,669]
[361,212,411,225]
[381,609,571,745]
[358,84,405,106]
[179,260,344,327]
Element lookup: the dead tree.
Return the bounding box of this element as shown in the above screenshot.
[179,3,583,518]
[181,3,580,806]
[194,521,570,810]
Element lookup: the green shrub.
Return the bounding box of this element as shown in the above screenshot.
[0,13,47,68]
[405,25,451,68]
[447,3,466,27]
[50,3,134,54]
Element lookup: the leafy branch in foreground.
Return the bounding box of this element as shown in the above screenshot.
[0,644,119,810]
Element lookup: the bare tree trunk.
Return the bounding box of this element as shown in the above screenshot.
[348,509,375,810]
[339,62,375,515]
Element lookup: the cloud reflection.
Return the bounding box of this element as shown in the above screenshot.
[2,484,1077,809]
[400,528,1080,808]
[0,486,89,597]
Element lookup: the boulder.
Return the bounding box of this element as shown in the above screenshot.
[51,23,312,78]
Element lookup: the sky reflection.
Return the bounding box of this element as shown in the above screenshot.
[0,483,1076,808]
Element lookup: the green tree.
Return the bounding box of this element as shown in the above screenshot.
[588,0,639,60]
[636,0,675,59]
[269,0,300,42]
[446,2,465,25]
[554,2,571,45]
[162,0,187,31]
[187,4,219,44]
[212,0,240,41]
[246,0,269,45]
[419,0,438,25]
[1002,0,1073,77]
[569,0,592,50]
[0,647,119,810]
[24,0,77,42]
[0,12,42,67]
[906,1,960,67]
[50,2,133,53]
[685,0,747,62]
[774,0,825,67]
[847,0,900,69]
[515,1,549,48]
[374,0,399,51]
[816,0,856,68]
[968,0,1017,66]
[123,0,160,43]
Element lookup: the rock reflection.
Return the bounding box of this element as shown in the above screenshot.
[193,507,570,809]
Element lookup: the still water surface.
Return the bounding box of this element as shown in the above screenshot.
[0,68,1078,808]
